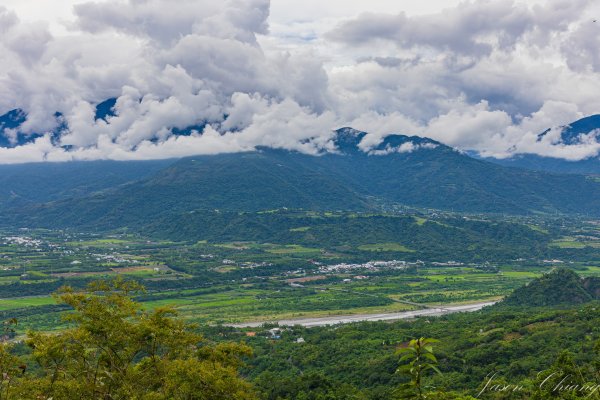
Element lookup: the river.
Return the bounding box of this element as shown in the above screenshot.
[229,301,498,328]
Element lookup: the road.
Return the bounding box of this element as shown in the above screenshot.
[229,301,497,328]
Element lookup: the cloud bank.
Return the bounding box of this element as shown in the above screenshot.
[1,0,600,163]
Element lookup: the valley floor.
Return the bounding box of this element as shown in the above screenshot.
[228,300,498,327]
[1,212,600,331]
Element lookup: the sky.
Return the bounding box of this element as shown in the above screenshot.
[1,0,600,163]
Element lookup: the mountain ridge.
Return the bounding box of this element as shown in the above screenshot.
[2,119,600,232]
[3,129,600,232]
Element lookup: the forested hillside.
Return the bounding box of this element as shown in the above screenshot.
[3,131,600,235]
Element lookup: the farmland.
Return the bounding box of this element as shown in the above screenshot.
[1,210,600,332]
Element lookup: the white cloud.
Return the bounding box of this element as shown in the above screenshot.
[326,1,539,58]
[1,0,600,163]
[424,101,513,149]
[368,141,438,156]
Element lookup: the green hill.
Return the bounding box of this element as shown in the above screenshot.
[502,268,596,306]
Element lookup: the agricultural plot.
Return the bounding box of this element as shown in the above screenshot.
[357,243,414,252]
[1,212,600,331]
[0,296,55,311]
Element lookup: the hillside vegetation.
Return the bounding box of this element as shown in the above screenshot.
[3,131,600,235]
[502,268,600,306]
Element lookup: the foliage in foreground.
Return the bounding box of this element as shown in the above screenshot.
[241,302,600,399]
[0,278,256,400]
[3,273,600,399]
[396,338,443,399]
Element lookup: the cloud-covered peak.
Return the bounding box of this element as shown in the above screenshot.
[331,127,367,153]
[538,115,600,146]
[367,135,441,156]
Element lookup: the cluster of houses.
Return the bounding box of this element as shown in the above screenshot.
[244,327,305,343]
[317,259,421,274]
[2,236,43,247]
[92,253,133,264]
[221,259,273,269]
[431,261,464,266]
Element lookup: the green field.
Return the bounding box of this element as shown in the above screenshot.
[0,296,55,311]
[264,244,321,254]
[550,239,587,248]
[357,243,414,252]
[414,217,427,226]
[0,212,599,331]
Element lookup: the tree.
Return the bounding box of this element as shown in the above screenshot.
[0,318,22,400]
[9,278,257,400]
[396,338,443,399]
[532,350,599,400]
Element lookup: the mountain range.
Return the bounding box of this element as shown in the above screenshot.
[3,102,600,175]
[3,107,600,232]
[480,114,600,174]
[1,129,600,233]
